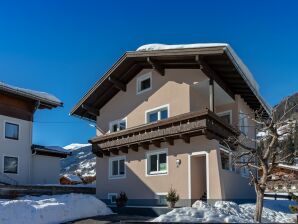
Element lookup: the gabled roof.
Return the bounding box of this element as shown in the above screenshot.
[32,145,71,158]
[70,43,271,121]
[0,82,63,109]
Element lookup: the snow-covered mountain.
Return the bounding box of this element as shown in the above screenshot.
[60,144,96,178]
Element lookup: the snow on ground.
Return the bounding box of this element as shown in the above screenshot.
[153,200,296,223]
[0,194,112,224]
[61,144,96,178]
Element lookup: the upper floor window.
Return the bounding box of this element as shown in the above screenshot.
[109,156,126,179]
[239,111,248,135]
[4,156,18,174]
[217,110,232,125]
[146,105,169,123]
[109,118,126,133]
[147,149,168,175]
[5,122,19,140]
[137,73,152,94]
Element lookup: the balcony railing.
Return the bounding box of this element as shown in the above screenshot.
[90,109,239,157]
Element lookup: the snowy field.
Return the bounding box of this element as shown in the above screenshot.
[0,194,112,224]
[153,200,297,223]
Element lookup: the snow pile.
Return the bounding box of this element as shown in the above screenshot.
[0,194,113,224]
[0,82,62,105]
[61,144,96,178]
[153,200,295,223]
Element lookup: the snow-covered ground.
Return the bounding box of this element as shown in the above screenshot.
[153,200,296,223]
[61,144,96,178]
[0,194,112,224]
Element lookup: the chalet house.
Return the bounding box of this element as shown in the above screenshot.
[71,43,271,206]
[0,82,70,185]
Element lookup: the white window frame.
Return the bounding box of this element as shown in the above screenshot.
[155,192,168,205]
[108,193,118,204]
[217,110,232,125]
[108,156,126,180]
[239,110,248,136]
[145,104,170,124]
[146,149,168,176]
[136,72,152,95]
[109,118,127,133]
[3,121,20,141]
[220,146,233,172]
[3,155,19,175]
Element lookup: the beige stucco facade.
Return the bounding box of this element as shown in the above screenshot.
[95,68,256,206]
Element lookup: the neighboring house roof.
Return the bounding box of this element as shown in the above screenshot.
[278,164,298,172]
[0,82,63,109]
[70,43,271,121]
[31,145,71,158]
[60,174,82,183]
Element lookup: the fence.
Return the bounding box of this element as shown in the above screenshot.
[0,184,95,199]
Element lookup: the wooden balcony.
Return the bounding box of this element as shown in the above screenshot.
[90,109,239,157]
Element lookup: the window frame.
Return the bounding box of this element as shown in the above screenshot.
[145,104,170,124]
[4,122,20,140]
[155,192,168,206]
[136,73,152,95]
[3,155,19,174]
[146,149,168,176]
[239,110,249,136]
[109,118,127,133]
[108,156,126,180]
[217,110,232,125]
[108,193,118,204]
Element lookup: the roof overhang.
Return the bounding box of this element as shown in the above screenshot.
[31,145,71,158]
[0,83,63,109]
[70,45,271,121]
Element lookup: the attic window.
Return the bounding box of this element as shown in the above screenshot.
[137,73,152,94]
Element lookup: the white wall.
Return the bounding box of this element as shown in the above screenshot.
[0,115,32,185]
[31,155,60,184]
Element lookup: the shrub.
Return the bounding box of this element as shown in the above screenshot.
[116,192,128,208]
[166,187,179,208]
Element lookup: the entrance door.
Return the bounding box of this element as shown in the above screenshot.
[190,154,207,204]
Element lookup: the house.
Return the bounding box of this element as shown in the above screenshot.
[70,43,271,207]
[0,82,70,185]
[266,163,298,193]
[60,174,83,185]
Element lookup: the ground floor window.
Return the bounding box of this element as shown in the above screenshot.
[109,156,126,179]
[108,193,117,204]
[156,193,167,205]
[147,149,168,175]
[3,156,18,174]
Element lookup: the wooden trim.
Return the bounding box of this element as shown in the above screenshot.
[0,104,33,121]
[108,77,126,92]
[91,109,239,157]
[32,150,68,158]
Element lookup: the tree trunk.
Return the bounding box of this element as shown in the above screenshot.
[255,190,265,223]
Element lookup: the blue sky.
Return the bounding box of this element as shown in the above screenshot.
[0,0,297,146]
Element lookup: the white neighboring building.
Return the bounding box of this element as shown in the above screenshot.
[0,82,70,185]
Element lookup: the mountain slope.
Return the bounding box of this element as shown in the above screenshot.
[61,144,96,177]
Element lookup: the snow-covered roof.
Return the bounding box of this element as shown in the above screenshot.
[62,174,82,182]
[137,43,272,114]
[32,145,71,158]
[64,143,91,151]
[278,164,298,171]
[0,82,63,108]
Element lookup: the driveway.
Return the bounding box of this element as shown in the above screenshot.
[69,214,155,224]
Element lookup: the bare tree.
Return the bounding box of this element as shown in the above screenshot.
[225,97,298,222]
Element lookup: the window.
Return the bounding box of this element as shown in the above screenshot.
[137,73,152,94]
[109,156,126,179]
[147,150,168,175]
[239,111,248,136]
[146,105,169,123]
[109,118,126,133]
[4,156,18,174]
[240,156,249,178]
[108,193,117,204]
[217,111,232,125]
[220,150,230,170]
[5,122,19,140]
[156,193,167,205]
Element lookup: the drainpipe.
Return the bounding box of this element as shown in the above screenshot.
[209,79,215,112]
